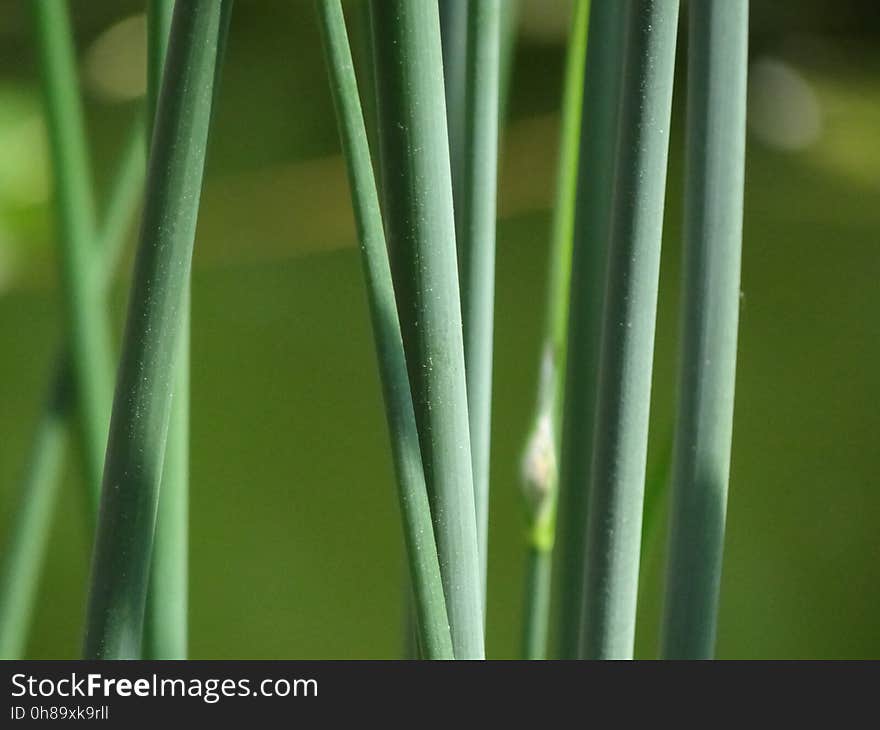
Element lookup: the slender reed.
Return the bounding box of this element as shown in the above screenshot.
[143,0,186,660]
[350,0,379,174]
[580,0,679,660]
[316,0,453,659]
[83,0,229,659]
[554,0,627,659]
[0,365,68,660]
[458,0,501,601]
[31,0,114,512]
[661,0,748,660]
[439,0,467,216]
[370,0,484,659]
[520,0,590,660]
[97,121,149,276]
[0,121,145,659]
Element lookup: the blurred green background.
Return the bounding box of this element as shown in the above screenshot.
[0,0,878,659]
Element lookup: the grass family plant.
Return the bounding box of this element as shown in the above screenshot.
[370,0,484,659]
[520,0,590,661]
[1,0,750,663]
[84,0,231,659]
[315,0,453,660]
[580,0,680,659]
[662,0,748,659]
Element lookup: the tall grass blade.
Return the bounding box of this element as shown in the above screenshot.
[349,0,380,177]
[554,0,627,659]
[143,0,186,661]
[458,0,501,603]
[31,0,113,513]
[661,0,748,660]
[520,0,590,660]
[0,120,145,659]
[439,0,467,217]
[580,0,679,660]
[83,0,229,659]
[370,0,484,659]
[316,0,453,659]
[146,0,175,138]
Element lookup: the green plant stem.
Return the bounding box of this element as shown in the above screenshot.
[661,0,748,660]
[520,0,589,661]
[143,0,187,661]
[580,0,679,660]
[554,0,627,659]
[0,119,146,660]
[458,0,501,604]
[316,0,453,659]
[350,0,380,177]
[31,0,114,513]
[370,0,484,660]
[98,119,148,275]
[439,0,467,218]
[521,543,552,660]
[146,0,174,139]
[0,363,69,660]
[83,0,228,660]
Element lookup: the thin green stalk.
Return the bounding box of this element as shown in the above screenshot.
[370,0,484,659]
[31,0,114,512]
[351,0,380,180]
[143,0,186,661]
[439,0,467,218]
[0,120,146,660]
[661,0,748,660]
[316,0,453,659]
[97,119,148,275]
[521,540,552,660]
[458,0,501,603]
[144,0,231,662]
[83,0,229,659]
[146,0,175,139]
[520,0,590,661]
[554,0,627,659]
[580,0,679,660]
[0,363,69,660]
[544,0,590,407]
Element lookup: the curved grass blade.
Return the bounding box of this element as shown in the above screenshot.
[661,0,748,660]
[370,0,484,659]
[316,0,453,659]
[83,0,229,659]
[554,0,628,659]
[580,0,680,659]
